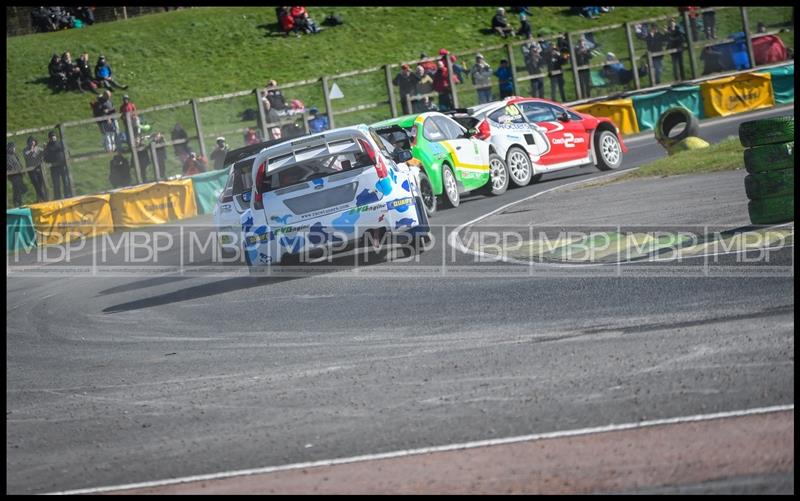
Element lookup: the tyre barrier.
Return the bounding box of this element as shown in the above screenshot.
[739,116,795,225]
[654,106,700,151]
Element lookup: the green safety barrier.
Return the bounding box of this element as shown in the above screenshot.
[631,85,703,132]
[7,207,36,252]
[764,64,794,104]
[188,169,230,215]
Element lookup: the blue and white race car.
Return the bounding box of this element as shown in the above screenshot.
[239,125,431,268]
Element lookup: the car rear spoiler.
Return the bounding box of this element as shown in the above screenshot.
[223,137,292,165]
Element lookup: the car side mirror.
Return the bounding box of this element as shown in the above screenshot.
[392,149,413,163]
[557,112,570,122]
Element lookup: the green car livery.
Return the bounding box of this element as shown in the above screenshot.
[373,112,508,214]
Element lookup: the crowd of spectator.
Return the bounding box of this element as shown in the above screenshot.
[30,6,95,33]
[276,6,322,36]
[48,52,127,94]
[569,6,614,20]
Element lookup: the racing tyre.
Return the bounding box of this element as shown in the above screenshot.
[506,146,533,187]
[417,170,437,216]
[531,173,543,184]
[655,107,699,147]
[441,164,460,208]
[739,116,794,147]
[483,153,509,196]
[744,169,794,200]
[594,130,623,171]
[748,196,794,225]
[743,142,794,174]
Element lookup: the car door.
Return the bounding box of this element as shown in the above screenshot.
[432,115,488,189]
[518,101,590,166]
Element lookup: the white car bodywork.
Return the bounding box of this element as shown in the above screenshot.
[239,125,429,266]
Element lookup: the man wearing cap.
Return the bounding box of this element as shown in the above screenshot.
[492,7,515,38]
[94,54,127,90]
[308,107,329,134]
[470,53,494,104]
[210,137,229,170]
[393,63,420,115]
[43,131,72,200]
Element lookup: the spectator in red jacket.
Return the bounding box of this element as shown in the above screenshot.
[120,94,140,140]
[433,61,453,111]
[182,152,207,176]
[418,52,437,76]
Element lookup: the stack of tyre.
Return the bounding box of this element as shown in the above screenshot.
[739,116,794,225]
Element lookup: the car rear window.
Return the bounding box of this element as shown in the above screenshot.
[260,151,372,194]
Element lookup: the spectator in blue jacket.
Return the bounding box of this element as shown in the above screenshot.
[94,55,128,90]
[308,107,329,133]
[494,59,515,99]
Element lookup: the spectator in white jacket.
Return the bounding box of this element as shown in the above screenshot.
[470,53,494,104]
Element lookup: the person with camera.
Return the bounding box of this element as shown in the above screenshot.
[23,136,49,202]
[210,137,229,170]
[545,42,568,102]
[43,131,72,200]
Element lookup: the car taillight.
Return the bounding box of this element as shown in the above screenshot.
[410,125,418,147]
[358,137,388,179]
[475,119,491,140]
[254,160,267,203]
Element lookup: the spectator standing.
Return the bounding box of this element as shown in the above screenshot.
[182,152,207,176]
[678,6,700,41]
[666,18,686,81]
[645,24,666,85]
[135,135,151,183]
[418,53,437,76]
[545,42,568,102]
[7,142,28,207]
[492,7,515,38]
[23,136,48,202]
[523,38,545,98]
[108,150,131,188]
[265,80,288,113]
[151,132,168,179]
[432,60,453,111]
[244,127,262,145]
[43,131,72,200]
[120,94,139,141]
[96,90,118,153]
[518,13,532,39]
[702,8,716,40]
[263,99,282,139]
[94,55,127,90]
[575,38,593,98]
[210,137,229,170]
[439,49,464,83]
[393,64,420,115]
[308,107,329,133]
[171,123,190,161]
[494,59,515,99]
[412,65,435,112]
[469,54,493,104]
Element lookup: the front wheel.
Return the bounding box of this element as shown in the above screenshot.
[417,170,437,216]
[483,153,509,196]
[441,164,460,208]
[595,130,623,171]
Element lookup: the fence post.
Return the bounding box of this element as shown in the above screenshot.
[255,88,268,140]
[385,64,398,117]
[301,111,310,134]
[126,112,143,184]
[624,22,641,90]
[567,32,581,100]
[683,10,699,79]
[740,7,756,70]
[647,52,657,87]
[506,43,519,96]
[321,76,335,129]
[150,141,161,181]
[446,55,459,110]
[57,123,76,197]
[122,7,128,20]
[190,99,207,159]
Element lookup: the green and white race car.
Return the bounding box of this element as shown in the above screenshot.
[373,112,509,215]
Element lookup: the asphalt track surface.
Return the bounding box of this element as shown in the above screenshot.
[6,105,794,494]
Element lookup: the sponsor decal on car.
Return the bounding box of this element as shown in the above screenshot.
[299,203,352,221]
[551,133,585,148]
[386,196,414,211]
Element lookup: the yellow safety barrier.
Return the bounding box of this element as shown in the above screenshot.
[700,72,775,118]
[109,179,198,230]
[28,194,114,245]
[572,98,640,135]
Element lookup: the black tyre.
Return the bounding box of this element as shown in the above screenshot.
[482,152,509,196]
[441,164,460,208]
[594,130,623,171]
[506,146,533,187]
[655,107,699,147]
[531,173,543,184]
[743,142,794,174]
[748,196,794,225]
[739,116,794,147]
[744,169,794,200]
[417,170,437,216]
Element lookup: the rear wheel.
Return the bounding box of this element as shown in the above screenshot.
[595,130,623,171]
[506,147,533,187]
[441,164,460,208]
[484,153,509,196]
[417,170,437,216]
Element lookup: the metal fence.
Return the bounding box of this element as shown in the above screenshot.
[6,6,794,207]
